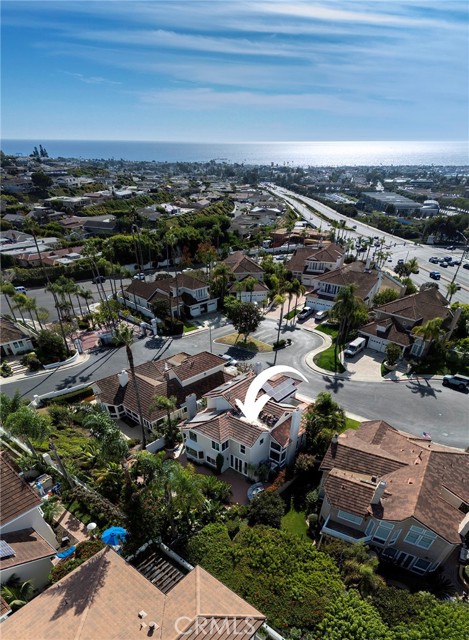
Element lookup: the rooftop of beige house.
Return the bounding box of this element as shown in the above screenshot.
[0,547,264,640]
[321,421,469,543]
[0,453,41,527]
[0,528,56,571]
[224,251,264,274]
[375,287,451,325]
[286,243,343,273]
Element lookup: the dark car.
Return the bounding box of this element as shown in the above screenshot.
[439,261,448,268]
[463,263,469,270]
[429,257,439,263]
[442,374,469,391]
[429,271,441,280]
[92,275,106,284]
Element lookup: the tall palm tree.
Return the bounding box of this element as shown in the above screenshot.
[211,262,233,307]
[22,296,39,331]
[244,276,257,303]
[291,280,306,324]
[331,284,364,371]
[12,293,27,324]
[79,288,94,315]
[273,292,287,366]
[36,307,49,330]
[412,317,445,346]
[446,281,459,303]
[113,323,147,447]
[149,395,180,448]
[0,281,16,317]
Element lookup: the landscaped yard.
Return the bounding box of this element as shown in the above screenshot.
[215,332,273,352]
[284,308,300,321]
[183,321,198,333]
[281,505,308,539]
[313,324,345,373]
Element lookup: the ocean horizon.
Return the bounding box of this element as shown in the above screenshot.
[2,139,468,167]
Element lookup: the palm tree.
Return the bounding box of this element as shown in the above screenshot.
[113,323,147,448]
[244,276,257,303]
[36,306,49,330]
[273,292,287,366]
[12,293,27,324]
[210,262,233,307]
[79,288,94,315]
[331,284,365,371]
[291,279,306,324]
[446,281,459,303]
[22,296,39,330]
[5,405,51,457]
[412,317,445,346]
[0,281,16,317]
[149,395,180,448]
[45,281,71,356]
[1,577,34,611]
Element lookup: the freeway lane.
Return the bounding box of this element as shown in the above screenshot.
[2,319,468,450]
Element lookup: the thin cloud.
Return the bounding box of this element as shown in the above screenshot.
[61,71,122,86]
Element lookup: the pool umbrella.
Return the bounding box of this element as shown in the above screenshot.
[101,526,127,546]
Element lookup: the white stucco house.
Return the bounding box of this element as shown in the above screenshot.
[286,243,345,287]
[182,369,308,477]
[0,317,34,357]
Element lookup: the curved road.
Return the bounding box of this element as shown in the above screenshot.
[2,319,468,450]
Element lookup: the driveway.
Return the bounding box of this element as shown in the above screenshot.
[343,349,384,381]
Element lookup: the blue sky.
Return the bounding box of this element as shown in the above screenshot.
[1,1,468,142]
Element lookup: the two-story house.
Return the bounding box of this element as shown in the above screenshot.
[223,251,265,282]
[182,370,307,477]
[286,244,345,287]
[305,261,381,312]
[318,421,469,575]
[119,274,217,319]
[228,278,270,305]
[359,288,454,357]
[93,351,232,433]
[0,453,57,590]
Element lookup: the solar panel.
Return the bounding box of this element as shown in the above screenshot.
[0,540,16,559]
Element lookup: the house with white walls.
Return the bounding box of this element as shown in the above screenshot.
[181,370,308,476]
[0,317,34,357]
[228,277,270,305]
[0,453,57,590]
[93,351,232,433]
[286,243,344,287]
[118,273,217,319]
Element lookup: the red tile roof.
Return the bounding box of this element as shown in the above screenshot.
[0,547,264,640]
[0,453,41,526]
[375,287,450,324]
[190,413,268,447]
[324,469,377,517]
[0,528,56,570]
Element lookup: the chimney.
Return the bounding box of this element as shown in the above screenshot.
[371,480,387,504]
[287,408,302,465]
[254,362,262,376]
[118,369,129,387]
[365,256,371,271]
[185,393,197,420]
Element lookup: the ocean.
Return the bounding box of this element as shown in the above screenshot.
[2,139,468,167]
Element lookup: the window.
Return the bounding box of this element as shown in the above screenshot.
[270,441,281,452]
[338,510,363,526]
[260,438,264,445]
[372,521,394,544]
[189,431,197,442]
[388,528,401,545]
[211,441,220,451]
[222,441,229,451]
[186,447,197,458]
[412,558,431,574]
[206,456,216,466]
[365,520,375,537]
[270,451,280,462]
[240,444,246,454]
[198,451,204,460]
[404,526,436,549]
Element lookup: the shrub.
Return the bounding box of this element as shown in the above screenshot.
[247,491,285,528]
[0,362,13,377]
[74,539,105,561]
[43,387,94,406]
[273,339,286,350]
[305,489,320,514]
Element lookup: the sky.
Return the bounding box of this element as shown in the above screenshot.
[1,1,468,142]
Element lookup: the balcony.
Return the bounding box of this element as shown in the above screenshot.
[321,516,371,544]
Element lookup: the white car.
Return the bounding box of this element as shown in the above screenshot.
[222,354,238,367]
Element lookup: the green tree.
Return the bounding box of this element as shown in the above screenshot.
[5,405,51,457]
[373,289,400,306]
[331,284,367,370]
[83,410,129,465]
[412,317,445,345]
[31,171,53,190]
[316,590,392,640]
[385,342,402,366]
[247,491,285,528]
[224,298,264,342]
[446,281,460,303]
[0,281,16,316]
[149,395,181,448]
[1,576,34,612]
[35,329,68,364]
[112,323,147,447]
[305,392,346,456]
[210,262,233,306]
[0,390,25,424]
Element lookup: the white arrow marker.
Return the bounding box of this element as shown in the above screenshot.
[235,365,308,422]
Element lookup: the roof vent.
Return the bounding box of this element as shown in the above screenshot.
[138,611,147,619]
[148,621,159,630]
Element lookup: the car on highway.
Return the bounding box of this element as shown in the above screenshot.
[439,261,448,268]
[446,245,456,251]
[429,257,439,264]
[429,271,441,280]
[442,374,469,391]
[397,258,404,264]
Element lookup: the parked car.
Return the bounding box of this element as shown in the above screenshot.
[297,306,315,322]
[429,271,441,280]
[442,374,469,391]
[14,286,27,293]
[133,272,145,280]
[315,310,328,322]
[344,337,367,358]
[92,275,106,284]
[222,354,238,367]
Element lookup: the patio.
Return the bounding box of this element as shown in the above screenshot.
[178,452,254,505]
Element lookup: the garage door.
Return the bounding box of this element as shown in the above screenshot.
[365,336,387,353]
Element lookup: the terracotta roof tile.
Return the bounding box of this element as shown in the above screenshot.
[224,251,263,274]
[314,262,379,300]
[0,453,41,526]
[324,469,377,516]
[190,414,268,447]
[0,547,264,640]
[359,318,412,346]
[375,287,450,325]
[0,528,56,570]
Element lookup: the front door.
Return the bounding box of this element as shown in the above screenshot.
[397,552,415,569]
[230,455,246,475]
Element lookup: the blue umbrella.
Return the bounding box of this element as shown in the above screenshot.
[101,526,127,546]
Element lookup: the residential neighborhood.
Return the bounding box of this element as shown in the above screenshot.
[1,151,468,639]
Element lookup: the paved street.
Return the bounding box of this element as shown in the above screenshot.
[2,317,468,450]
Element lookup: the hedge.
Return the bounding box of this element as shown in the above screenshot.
[41,386,95,406]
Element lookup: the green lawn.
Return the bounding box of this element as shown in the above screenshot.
[313,324,345,373]
[315,323,339,338]
[183,322,198,333]
[284,308,300,321]
[216,332,273,352]
[281,507,308,539]
[345,417,360,430]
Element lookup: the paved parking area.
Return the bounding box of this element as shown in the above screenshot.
[342,349,408,381]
